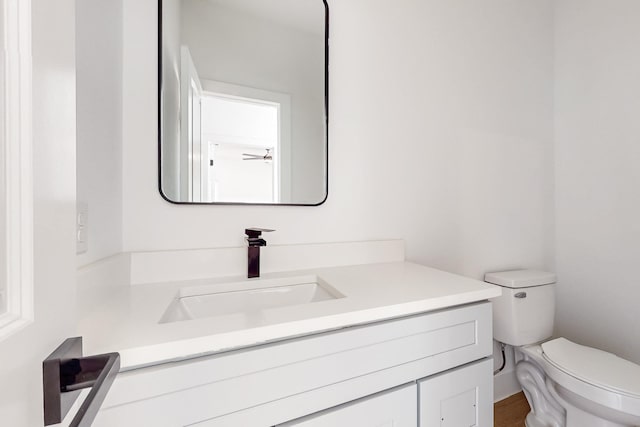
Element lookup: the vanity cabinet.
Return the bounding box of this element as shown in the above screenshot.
[278,359,492,427]
[94,302,493,427]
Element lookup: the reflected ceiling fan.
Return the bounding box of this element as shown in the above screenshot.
[242,148,273,161]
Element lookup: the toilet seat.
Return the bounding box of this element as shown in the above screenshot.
[540,338,640,418]
[542,338,640,398]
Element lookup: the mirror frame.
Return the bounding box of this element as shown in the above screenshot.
[157,0,330,206]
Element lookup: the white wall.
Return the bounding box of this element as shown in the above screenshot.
[123,0,554,283]
[554,0,640,364]
[0,69,5,312]
[86,0,640,401]
[179,0,325,203]
[75,0,123,266]
[0,0,4,309]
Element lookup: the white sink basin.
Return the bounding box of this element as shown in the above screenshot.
[160,275,343,323]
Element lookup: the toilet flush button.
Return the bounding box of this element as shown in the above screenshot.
[515,292,527,299]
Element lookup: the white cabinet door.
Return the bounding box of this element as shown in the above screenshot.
[279,384,417,427]
[418,359,493,427]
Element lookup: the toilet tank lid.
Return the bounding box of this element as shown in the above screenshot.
[484,269,556,288]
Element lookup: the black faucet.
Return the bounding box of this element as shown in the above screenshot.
[245,228,274,278]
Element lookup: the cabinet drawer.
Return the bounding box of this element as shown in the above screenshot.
[278,384,417,427]
[418,359,493,427]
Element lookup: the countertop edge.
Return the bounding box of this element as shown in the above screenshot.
[118,287,500,370]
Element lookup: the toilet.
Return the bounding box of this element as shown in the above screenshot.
[486,269,640,427]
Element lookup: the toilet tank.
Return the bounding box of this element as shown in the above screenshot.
[485,270,556,346]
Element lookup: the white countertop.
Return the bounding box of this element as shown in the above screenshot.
[78,261,501,370]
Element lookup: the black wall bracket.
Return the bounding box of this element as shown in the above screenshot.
[43,337,120,427]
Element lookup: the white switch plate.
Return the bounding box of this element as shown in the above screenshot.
[76,201,88,254]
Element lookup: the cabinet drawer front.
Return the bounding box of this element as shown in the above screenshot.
[96,303,491,426]
[418,359,493,427]
[276,384,417,427]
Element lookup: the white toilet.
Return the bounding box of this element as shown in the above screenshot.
[486,269,640,427]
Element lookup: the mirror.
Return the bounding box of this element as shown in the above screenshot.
[159,0,328,205]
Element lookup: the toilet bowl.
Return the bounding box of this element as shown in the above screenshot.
[486,270,640,427]
[518,339,640,427]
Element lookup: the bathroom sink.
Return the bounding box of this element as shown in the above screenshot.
[159,275,343,323]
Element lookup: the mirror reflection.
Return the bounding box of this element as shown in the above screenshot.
[160,0,328,205]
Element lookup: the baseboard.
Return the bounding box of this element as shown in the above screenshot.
[494,367,521,402]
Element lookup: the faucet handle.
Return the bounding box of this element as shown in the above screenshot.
[245,228,275,238]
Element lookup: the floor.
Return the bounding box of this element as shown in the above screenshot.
[494,392,530,427]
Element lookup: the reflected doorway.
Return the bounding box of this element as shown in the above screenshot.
[202,94,280,203]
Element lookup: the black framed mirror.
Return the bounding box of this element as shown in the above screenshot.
[159,0,329,205]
